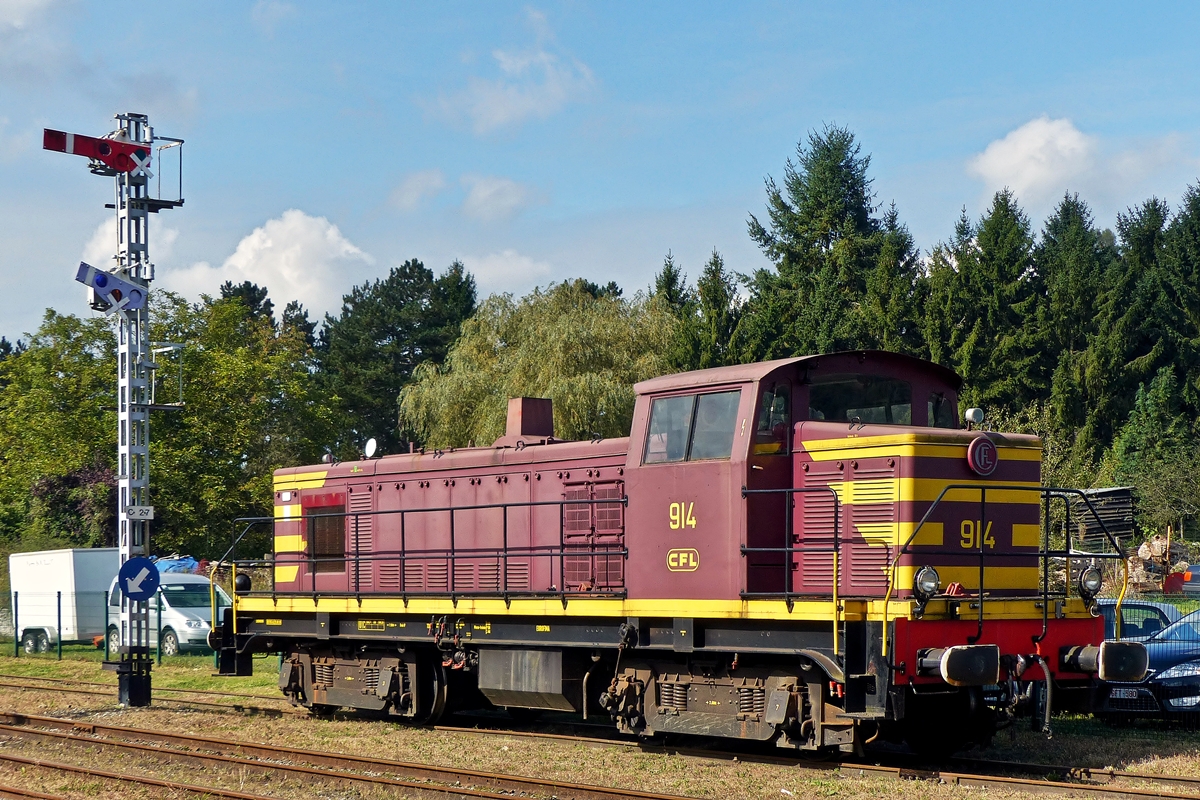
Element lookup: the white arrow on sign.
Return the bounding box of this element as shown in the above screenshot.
[126,567,151,594]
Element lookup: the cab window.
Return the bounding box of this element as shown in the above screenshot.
[690,391,741,460]
[809,374,912,425]
[644,390,742,464]
[644,395,694,463]
[755,382,790,454]
[928,392,956,428]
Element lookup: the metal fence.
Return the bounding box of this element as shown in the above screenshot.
[6,589,210,663]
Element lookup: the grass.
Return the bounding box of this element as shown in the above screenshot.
[0,648,279,695]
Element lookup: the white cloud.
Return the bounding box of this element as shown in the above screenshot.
[969,117,1094,207]
[434,9,594,134]
[461,175,537,222]
[162,209,373,318]
[968,117,1193,216]
[251,0,295,36]
[0,0,54,30]
[390,169,446,211]
[459,249,553,294]
[81,216,179,270]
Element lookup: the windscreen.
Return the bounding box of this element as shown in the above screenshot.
[808,374,912,425]
[161,583,231,609]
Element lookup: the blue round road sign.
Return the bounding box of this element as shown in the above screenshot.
[119,556,160,601]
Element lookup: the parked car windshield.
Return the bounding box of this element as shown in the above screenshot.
[1152,609,1200,642]
[161,583,231,609]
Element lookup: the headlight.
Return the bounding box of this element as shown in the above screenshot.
[1078,565,1103,600]
[184,619,205,629]
[913,565,940,601]
[1156,661,1200,681]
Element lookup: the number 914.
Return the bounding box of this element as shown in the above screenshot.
[669,502,697,530]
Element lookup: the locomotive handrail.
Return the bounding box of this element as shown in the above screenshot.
[209,516,274,636]
[741,485,842,655]
[225,495,630,608]
[879,483,1129,659]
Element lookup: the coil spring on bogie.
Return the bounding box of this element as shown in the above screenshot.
[362,667,380,692]
[657,681,688,711]
[737,685,766,716]
[313,663,334,688]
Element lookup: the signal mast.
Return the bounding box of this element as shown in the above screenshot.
[44,113,184,705]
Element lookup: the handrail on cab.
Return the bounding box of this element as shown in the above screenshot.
[879,484,1129,659]
[209,516,274,638]
[740,486,842,656]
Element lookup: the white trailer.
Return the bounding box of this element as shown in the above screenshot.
[8,548,119,652]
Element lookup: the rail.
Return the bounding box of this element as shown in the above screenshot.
[214,496,630,612]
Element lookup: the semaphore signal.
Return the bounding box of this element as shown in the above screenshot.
[44,113,184,707]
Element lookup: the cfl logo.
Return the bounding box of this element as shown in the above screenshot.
[667,548,699,572]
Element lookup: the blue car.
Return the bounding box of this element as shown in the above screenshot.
[1096,598,1182,640]
[1100,608,1200,722]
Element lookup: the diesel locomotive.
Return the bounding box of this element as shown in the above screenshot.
[214,350,1147,755]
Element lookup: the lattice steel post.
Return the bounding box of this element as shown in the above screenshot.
[45,112,184,706]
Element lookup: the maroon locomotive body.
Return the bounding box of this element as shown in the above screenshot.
[225,350,1144,755]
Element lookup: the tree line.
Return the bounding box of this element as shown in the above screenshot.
[1,123,1197,582]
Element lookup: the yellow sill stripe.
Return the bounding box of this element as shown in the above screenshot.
[236,593,1093,622]
[274,470,329,492]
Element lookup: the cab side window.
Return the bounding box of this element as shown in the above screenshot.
[928,392,956,428]
[755,382,790,454]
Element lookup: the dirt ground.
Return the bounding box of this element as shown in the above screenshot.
[0,653,1197,800]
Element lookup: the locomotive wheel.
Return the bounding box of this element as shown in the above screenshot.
[410,655,448,724]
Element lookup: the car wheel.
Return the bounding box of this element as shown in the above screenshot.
[35,631,51,653]
[160,629,180,657]
[21,631,38,654]
[107,626,121,655]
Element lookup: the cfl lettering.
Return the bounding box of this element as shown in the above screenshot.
[667,548,700,572]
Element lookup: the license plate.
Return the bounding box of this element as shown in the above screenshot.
[1109,687,1139,699]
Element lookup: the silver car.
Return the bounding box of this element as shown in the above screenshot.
[106,572,232,656]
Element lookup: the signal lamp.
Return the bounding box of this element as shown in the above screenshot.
[1078,564,1103,603]
[913,565,940,603]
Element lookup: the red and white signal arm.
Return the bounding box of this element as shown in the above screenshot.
[967,436,998,477]
[43,129,152,175]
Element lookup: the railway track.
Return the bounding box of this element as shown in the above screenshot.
[0,677,298,716]
[0,672,282,702]
[1,711,1199,800]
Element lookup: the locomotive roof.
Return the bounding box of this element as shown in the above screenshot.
[633,350,963,394]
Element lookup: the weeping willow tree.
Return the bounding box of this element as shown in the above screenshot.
[398,281,677,448]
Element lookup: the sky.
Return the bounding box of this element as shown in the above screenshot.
[2,1,1199,342]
